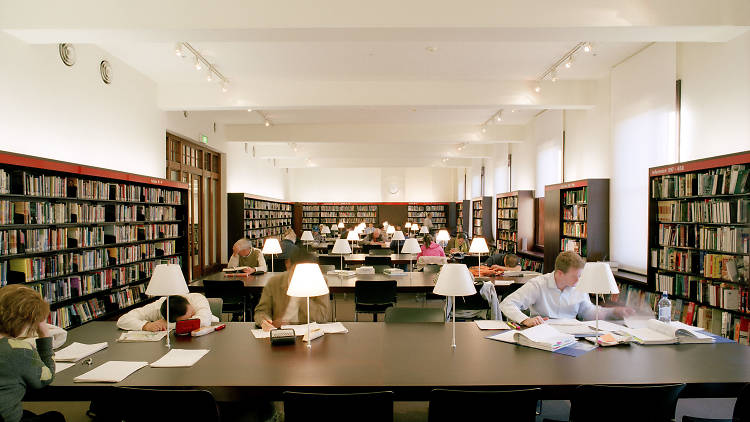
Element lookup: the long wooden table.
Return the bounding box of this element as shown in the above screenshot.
[34,322,750,402]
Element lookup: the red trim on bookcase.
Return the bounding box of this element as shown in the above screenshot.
[241,193,293,204]
[545,180,588,191]
[649,151,750,176]
[301,202,447,205]
[496,191,520,198]
[0,151,188,190]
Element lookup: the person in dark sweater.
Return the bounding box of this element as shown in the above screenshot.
[0,284,64,422]
[483,253,521,271]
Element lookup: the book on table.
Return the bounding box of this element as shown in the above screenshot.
[621,319,715,345]
[488,324,577,352]
[222,266,250,273]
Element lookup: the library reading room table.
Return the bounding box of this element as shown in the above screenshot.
[34,322,750,402]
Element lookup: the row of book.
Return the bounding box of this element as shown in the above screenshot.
[562,187,587,205]
[497,239,517,253]
[245,227,289,242]
[408,213,447,223]
[48,297,107,329]
[244,209,292,220]
[563,204,587,221]
[1,201,106,225]
[0,227,105,255]
[244,218,292,230]
[656,198,749,224]
[658,223,750,254]
[651,247,748,281]
[656,273,743,311]
[498,196,518,208]
[520,257,543,273]
[562,222,587,238]
[244,199,292,211]
[319,217,377,224]
[105,224,179,243]
[113,205,178,222]
[408,204,446,212]
[561,238,586,255]
[307,205,378,212]
[498,209,518,219]
[651,164,749,199]
[107,283,148,310]
[0,170,8,194]
[498,230,517,242]
[498,220,516,231]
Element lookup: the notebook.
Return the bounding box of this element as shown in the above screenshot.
[488,324,577,352]
[73,361,147,383]
[150,349,209,368]
[54,342,109,362]
[620,319,715,345]
[117,331,168,342]
[474,320,511,330]
[55,362,75,374]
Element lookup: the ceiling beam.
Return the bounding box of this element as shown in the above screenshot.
[272,157,475,168]
[250,143,495,159]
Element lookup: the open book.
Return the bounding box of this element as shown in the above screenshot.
[620,319,715,345]
[54,342,108,362]
[488,324,577,352]
[117,331,168,342]
[222,266,250,272]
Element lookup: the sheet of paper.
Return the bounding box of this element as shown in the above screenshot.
[487,330,519,343]
[282,323,320,336]
[582,320,627,332]
[74,361,147,383]
[150,349,209,368]
[117,331,168,342]
[474,320,511,330]
[546,318,583,326]
[521,324,574,344]
[318,322,349,334]
[55,362,75,374]
[494,280,514,286]
[54,342,108,362]
[554,325,597,336]
[251,329,271,339]
[669,321,703,332]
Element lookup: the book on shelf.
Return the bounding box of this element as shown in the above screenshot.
[563,187,587,205]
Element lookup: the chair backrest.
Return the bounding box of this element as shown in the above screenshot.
[364,255,392,266]
[428,388,541,422]
[369,248,392,256]
[206,297,223,319]
[355,280,397,305]
[570,384,685,422]
[385,307,445,323]
[454,283,488,311]
[734,383,750,422]
[283,391,394,422]
[318,254,344,270]
[319,264,335,274]
[202,280,247,299]
[111,387,220,422]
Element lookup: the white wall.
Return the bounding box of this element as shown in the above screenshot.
[533,110,564,196]
[509,125,536,194]
[226,143,289,199]
[0,32,165,177]
[564,76,612,181]
[678,31,750,161]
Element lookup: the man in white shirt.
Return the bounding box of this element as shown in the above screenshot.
[500,251,633,327]
[227,238,267,274]
[116,293,218,331]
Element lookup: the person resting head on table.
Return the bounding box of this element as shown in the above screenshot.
[228,238,267,274]
[254,249,331,331]
[116,293,218,332]
[499,251,634,327]
[0,284,64,422]
[483,252,521,272]
[365,227,386,245]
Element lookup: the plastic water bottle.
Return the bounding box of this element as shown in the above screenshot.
[658,292,671,323]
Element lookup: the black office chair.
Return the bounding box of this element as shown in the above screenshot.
[364,255,392,267]
[94,387,220,422]
[385,307,445,323]
[453,283,490,321]
[428,388,541,422]
[682,383,750,422]
[354,280,397,322]
[283,391,394,422]
[369,248,392,256]
[319,254,345,270]
[269,255,288,272]
[203,280,248,322]
[545,383,686,422]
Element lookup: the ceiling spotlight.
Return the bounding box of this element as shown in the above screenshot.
[264,120,271,127]
[534,85,541,93]
[481,126,486,133]
[247,108,253,112]
[583,43,592,53]
[174,43,183,57]
[221,82,228,92]
[206,71,213,82]
[511,109,516,113]
[551,69,558,82]
[496,111,503,122]
[564,56,573,69]
[442,157,449,163]
[426,46,438,53]
[457,143,466,151]
[194,57,202,71]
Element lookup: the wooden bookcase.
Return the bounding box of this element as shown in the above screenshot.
[407,203,449,230]
[471,196,493,242]
[495,190,534,254]
[456,202,464,234]
[227,194,293,251]
[0,151,189,330]
[544,179,609,271]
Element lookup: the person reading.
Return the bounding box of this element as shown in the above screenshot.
[365,228,386,245]
[254,249,331,331]
[0,284,64,422]
[227,238,267,274]
[116,294,218,331]
[500,251,633,327]
[446,233,468,254]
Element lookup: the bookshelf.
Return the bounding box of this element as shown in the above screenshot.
[639,151,749,341]
[227,194,293,251]
[0,151,188,330]
[300,203,379,231]
[456,202,464,234]
[471,196,493,242]
[544,179,609,271]
[495,191,534,254]
[408,203,449,230]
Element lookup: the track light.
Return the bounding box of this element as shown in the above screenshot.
[457,143,466,151]
[534,85,541,93]
[583,43,592,53]
[265,120,271,127]
[564,56,573,69]
[221,82,228,92]
[247,108,253,112]
[481,126,486,133]
[175,43,183,57]
[194,57,202,71]
[536,42,588,89]
[496,110,503,122]
[206,71,213,82]
[551,69,558,82]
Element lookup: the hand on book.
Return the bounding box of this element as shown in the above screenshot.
[242,267,256,274]
[522,316,547,327]
[143,320,168,332]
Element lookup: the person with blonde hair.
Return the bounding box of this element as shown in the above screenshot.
[0,284,64,422]
[500,251,633,327]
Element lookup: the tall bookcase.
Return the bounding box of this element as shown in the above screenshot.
[300,203,379,230]
[496,190,534,254]
[456,202,464,234]
[544,179,609,271]
[0,151,189,330]
[227,194,293,251]
[471,196,493,242]
[408,203,449,229]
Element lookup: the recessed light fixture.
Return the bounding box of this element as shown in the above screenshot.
[265,120,271,127]
[247,108,253,112]
[534,85,541,93]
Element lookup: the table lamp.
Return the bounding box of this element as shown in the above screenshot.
[262,238,282,272]
[420,226,429,235]
[405,222,412,231]
[576,262,619,346]
[287,263,330,349]
[401,237,421,276]
[410,224,419,237]
[346,229,359,252]
[331,238,352,273]
[469,237,489,280]
[436,229,450,247]
[321,225,331,240]
[338,222,344,230]
[383,221,389,228]
[301,230,314,250]
[433,264,476,349]
[386,225,396,236]
[145,264,188,348]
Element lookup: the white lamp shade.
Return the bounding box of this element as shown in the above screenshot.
[346,230,359,241]
[401,238,421,254]
[332,238,352,254]
[331,225,338,231]
[301,231,314,241]
[321,226,331,234]
[436,230,450,242]
[420,226,429,234]
[411,224,419,232]
[469,237,489,254]
[338,222,344,228]
[391,231,405,241]
[576,262,619,294]
[433,264,476,296]
[405,222,412,228]
[355,226,364,234]
[145,264,188,296]
[383,221,389,227]
[386,226,396,234]
[262,238,282,254]
[287,263,330,297]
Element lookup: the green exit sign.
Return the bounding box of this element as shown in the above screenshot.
[200,134,208,144]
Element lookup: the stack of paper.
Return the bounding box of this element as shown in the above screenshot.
[54,342,108,362]
[488,324,577,352]
[474,320,511,330]
[117,331,168,342]
[74,361,147,383]
[620,319,715,345]
[150,349,209,368]
[252,322,349,339]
